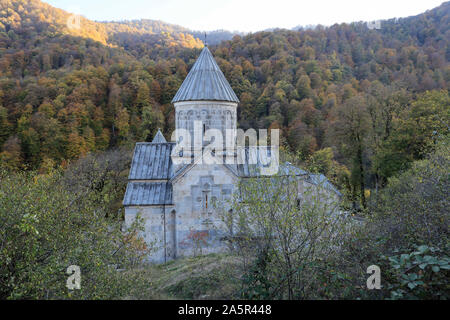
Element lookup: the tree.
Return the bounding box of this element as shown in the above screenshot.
[371,136,449,249]
[296,75,312,100]
[0,0,448,176]
[364,83,410,188]
[0,135,23,170]
[306,147,334,174]
[288,119,317,159]
[66,131,88,160]
[331,95,370,209]
[135,81,151,110]
[139,105,164,142]
[115,107,130,144]
[374,90,450,180]
[219,171,348,299]
[106,80,122,140]
[0,167,149,299]
[0,105,12,146]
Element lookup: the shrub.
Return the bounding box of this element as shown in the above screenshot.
[384,245,449,300]
[0,166,148,299]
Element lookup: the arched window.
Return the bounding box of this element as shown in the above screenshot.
[202,191,210,211]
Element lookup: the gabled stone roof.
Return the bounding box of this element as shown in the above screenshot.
[152,129,167,143]
[172,46,240,103]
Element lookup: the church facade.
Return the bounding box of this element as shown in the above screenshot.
[123,47,341,263]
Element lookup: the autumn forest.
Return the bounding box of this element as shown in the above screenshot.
[0,0,449,300]
[0,0,448,208]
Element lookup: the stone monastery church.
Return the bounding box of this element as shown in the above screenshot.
[123,46,341,263]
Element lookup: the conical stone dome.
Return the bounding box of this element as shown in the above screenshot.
[172,47,239,103]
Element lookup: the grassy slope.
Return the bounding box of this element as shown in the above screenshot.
[128,254,241,300]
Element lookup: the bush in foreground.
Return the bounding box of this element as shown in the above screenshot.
[0,164,149,299]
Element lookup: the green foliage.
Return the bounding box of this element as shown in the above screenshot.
[126,253,241,300]
[1,0,449,209]
[306,148,335,174]
[220,171,349,300]
[215,139,449,300]
[384,245,449,300]
[328,139,450,300]
[305,148,352,208]
[0,157,149,299]
[374,90,450,179]
[139,105,164,142]
[239,250,273,300]
[0,0,449,300]
[166,273,223,300]
[371,136,449,248]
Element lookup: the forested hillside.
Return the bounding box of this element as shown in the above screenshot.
[0,0,449,301]
[0,0,449,208]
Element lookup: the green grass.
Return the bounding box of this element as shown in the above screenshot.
[128,253,242,300]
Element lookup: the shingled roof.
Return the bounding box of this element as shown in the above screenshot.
[124,131,176,206]
[124,134,341,207]
[172,46,240,103]
[123,182,173,206]
[128,142,175,180]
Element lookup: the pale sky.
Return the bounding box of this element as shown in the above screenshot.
[44,0,446,32]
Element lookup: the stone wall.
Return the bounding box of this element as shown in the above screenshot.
[174,101,237,139]
[173,101,237,172]
[124,205,174,263]
[125,163,238,263]
[171,163,237,259]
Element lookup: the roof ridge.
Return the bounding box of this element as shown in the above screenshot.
[135,142,175,145]
[172,47,240,103]
[152,129,167,143]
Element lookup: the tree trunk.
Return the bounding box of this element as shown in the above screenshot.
[357,143,366,209]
